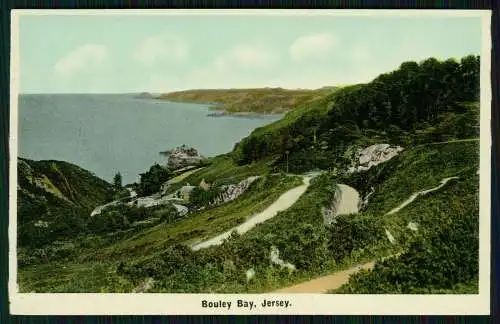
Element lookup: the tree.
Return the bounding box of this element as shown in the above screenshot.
[137,164,172,196]
[113,172,122,189]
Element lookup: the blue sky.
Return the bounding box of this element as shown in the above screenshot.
[17,12,483,93]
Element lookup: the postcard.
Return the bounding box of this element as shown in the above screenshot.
[9,9,491,315]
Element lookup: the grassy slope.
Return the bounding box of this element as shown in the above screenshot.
[18,158,114,210]
[338,140,479,214]
[332,173,479,293]
[96,174,303,260]
[17,158,115,247]
[229,141,479,293]
[17,141,480,294]
[163,154,276,195]
[18,173,303,292]
[113,141,478,294]
[156,87,337,114]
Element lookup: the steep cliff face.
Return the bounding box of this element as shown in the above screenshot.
[17,158,115,247]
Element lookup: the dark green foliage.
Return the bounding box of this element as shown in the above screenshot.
[337,210,478,293]
[137,164,172,196]
[17,55,481,294]
[327,213,385,263]
[87,204,158,234]
[113,188,131,201]
[189,186,222,209]
[157,204,182,224]
[113,172,122,188]
[17,158,115,248]
[335,174,479,294]
[117,244,196,284]
[234,55,480,171]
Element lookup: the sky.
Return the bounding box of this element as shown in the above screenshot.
[17,12,484,93]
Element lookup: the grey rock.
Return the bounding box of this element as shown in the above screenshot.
[164,145,204,170]
[212,176,260,206]
[348,144,404,173]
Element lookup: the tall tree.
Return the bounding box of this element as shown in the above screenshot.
[113,172,122,188]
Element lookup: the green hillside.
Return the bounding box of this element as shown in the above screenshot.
[17,54,481,294]
[17,158,116,248]
[232,55,479,172]
[156,87,338,114]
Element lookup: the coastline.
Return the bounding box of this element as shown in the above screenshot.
[153,96,285,118]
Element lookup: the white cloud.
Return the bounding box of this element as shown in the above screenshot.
[289,33,338,62]
[53,44,108,78]
[216,44,278,70]
[134,34,187,66]
[186,43,278,89]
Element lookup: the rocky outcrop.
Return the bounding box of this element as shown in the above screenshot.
[358,187,375,211]
[164,145,204,170]
[347,144,404,173]
[245,268,256,282]
[212,176,260,205]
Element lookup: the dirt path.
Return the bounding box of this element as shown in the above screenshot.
[385,177,459,215]
[272,261,375,293]
[274,177,459,293]
[191,176,312,251]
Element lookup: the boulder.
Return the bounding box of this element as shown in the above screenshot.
[348,144,404,173]
[212,176,260,205]
[164,145,204,170]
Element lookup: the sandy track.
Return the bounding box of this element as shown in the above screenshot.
[191,176,311,251]
[385,177,459,215]
[273,177,459,293]
[272,261,375,293]
[335,184,360,215]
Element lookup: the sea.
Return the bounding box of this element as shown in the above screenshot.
[18,94,282,184]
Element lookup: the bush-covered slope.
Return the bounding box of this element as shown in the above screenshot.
[113,141,478,293]
[17,158,115,247]
[334,171,479,294]
[233,55,480,171]
[17,55,481,294]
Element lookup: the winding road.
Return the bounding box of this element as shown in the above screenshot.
[273,261,375,293]
[191,176,312,251]
[273,176,459,293]
[385,177,459,215]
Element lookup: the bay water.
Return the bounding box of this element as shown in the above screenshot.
[18,94,281,184]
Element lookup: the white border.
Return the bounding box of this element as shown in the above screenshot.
[8,9,492,315]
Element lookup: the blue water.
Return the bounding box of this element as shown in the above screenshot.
[18,94,282,184]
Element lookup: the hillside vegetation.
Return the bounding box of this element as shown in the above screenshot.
[17,55,481,294]
[232,55,479,172]
[156,87,338,114]
[17,158,115,248]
